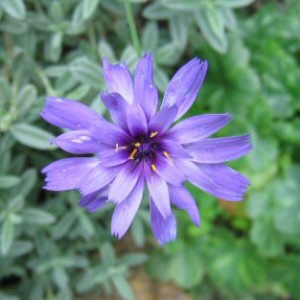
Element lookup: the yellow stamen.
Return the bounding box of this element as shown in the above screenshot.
[150,131,158,138]
[134,142,141,147]
[163,151,171,159]
[129,148,138,160]
[151,164,157,172]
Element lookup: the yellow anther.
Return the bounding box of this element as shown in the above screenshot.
[163,151,171,159]
[151,164,157,172]
[150,131,158,138]
[134,142,141,147]
[129,148,138,160]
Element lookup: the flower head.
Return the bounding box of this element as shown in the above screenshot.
[41,53,251,245]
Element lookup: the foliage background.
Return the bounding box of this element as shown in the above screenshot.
[0,0,300,299]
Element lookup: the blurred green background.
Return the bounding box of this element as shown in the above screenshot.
[1,0,300,299]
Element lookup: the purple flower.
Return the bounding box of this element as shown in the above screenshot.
[41,53,251,245]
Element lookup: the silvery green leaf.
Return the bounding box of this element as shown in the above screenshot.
[22,208,56,224]
[112,275,134,300]
[101,0,123,15]
[0,291,19,300]
[11,123,57,150]
[55,72,78,94]
[142,22,159,51]
[70,57,104,89]
[0,0,26,20]
[66,84,90,100]
[53,267,69,290]
[12,169,37,199]
[156,43,182,66]
[204,6,225,38]
[170,16,189,49]
[131,218,145,246]
[16,85,37,116]
[98,39,116,62]
[56,289,72,300]
[0,18,27,34]
[91,94,106,115]
[101,242,116,264]
[8,240,33,257]
[49,1,64,23]
[77,267,107,292]
[215,0,255,8]
[154,67,169,92]
[143,3,175,20]
[120,45,139,71]
[0,176,20,189]
[52,211,76,240]
[218,7,237,30]
[46,32,63,62]
[161,0,208,11]
[118,253,148,267]
[195,10,227,53]
[77,209,95,237]
[1,218,15,255]
[44,65,69,77]
[8,196,24,212]
[83,0,100,20]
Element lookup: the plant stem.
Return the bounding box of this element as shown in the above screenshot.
[124,0,142,57]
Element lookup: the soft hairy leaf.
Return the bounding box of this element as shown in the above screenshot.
[22,208,56,224]
[11,124,57,150]
[0,0,26,20]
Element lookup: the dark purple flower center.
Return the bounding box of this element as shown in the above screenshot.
[117,131,169,169]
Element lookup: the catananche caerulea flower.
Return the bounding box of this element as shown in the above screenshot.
[41,53,251,245]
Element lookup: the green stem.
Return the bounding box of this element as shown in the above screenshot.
[124,0,142,57]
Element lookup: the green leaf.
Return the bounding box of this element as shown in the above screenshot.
[112,275,134,300]
[120,45,139,72]
[0,175,20,189]
[83,0,100,20]
[154,67,169,92]
[77,210,95,237]
[250,216,284,258]
[22,208,56,225]
[215,0,255,8]
[142,22,159,51]
[49,1,64,22]
[77,266,107,292]
[195,9,227,53]
[8,240,33,257]
[169,246,205,288]
[143,3,175,20]
[118,253,148,267]
[16,85,37,116]
[70,57,104,89]
[53,267,69,290]
[101,242,116,264]
[10,123,57,150]
[131,218,145,247]
[12,169,37,200]
[0,0,26,20]
[1,218,15,255]
[52,211,76,239]
[98,39,116,62]
[0,291,19,300]
[161,0,207,11]
[169,16,189,49]
[156,43,182,66]
[218,7,237,30]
